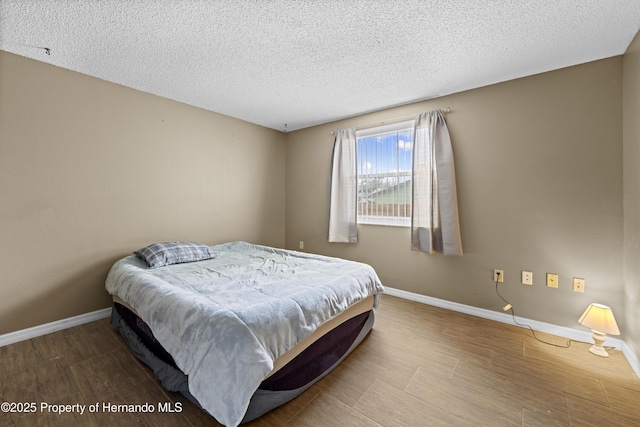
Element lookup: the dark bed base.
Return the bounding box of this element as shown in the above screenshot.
[110,303,374,424]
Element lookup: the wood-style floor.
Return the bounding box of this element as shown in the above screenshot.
[1,295,639,426]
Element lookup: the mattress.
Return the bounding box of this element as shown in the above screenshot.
[111,295,375,423]
[105,241,383,426]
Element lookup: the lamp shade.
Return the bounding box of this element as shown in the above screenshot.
[578,303,620,335]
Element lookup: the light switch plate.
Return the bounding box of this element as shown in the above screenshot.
[546,273,559,288]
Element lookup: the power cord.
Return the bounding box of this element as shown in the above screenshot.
[494,274,572,348]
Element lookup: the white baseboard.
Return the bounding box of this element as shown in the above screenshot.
[0,307,112,348]
[2,291,639,379]
[622,341,640,378]
[383,287,640,377]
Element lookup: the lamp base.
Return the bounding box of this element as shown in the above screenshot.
[589,331,609,357]
[588,344,609,357]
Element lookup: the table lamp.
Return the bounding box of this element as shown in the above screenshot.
[578,303,620,357]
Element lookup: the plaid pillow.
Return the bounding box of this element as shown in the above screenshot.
[134,242,214,268]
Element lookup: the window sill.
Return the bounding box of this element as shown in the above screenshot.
[358,217,410,228]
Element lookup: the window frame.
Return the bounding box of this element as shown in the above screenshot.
[356,120,415,227]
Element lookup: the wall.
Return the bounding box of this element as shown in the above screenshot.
[0,51,286,335]
[286,57,623,333]
[623,33,640,364]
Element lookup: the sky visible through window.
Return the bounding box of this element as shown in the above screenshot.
[357,126,414,223]
[357,127,413,187]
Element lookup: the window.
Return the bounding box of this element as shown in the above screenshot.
[329,110,461,254]
[357,121,414,226]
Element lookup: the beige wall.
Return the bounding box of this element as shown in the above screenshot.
[0,51,286,334]
[623,33,640,364]
[0,46,630,343]
[286,57,624,332]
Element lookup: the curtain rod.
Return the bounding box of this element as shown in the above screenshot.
[330,107,450,135]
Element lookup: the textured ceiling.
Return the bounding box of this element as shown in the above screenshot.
[1,1,639,131]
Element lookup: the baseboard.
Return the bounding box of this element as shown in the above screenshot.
[3,291,639,379]
[383,287,640,375]
[0,307,112,348]
[622,341,640,378]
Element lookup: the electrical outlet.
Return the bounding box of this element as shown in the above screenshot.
[546,273,559,288]
[573,277,585,293]
[299,241,304,250]
[522,271,533,285]
[493,269,504,283]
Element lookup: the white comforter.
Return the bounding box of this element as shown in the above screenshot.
[105,241,383,426]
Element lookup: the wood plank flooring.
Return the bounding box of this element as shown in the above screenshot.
[1,295,638,426]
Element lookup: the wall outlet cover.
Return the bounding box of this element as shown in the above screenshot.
[573,277,585,293]
[493,269,504,283]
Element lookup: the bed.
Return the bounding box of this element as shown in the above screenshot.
[105,241,384,426]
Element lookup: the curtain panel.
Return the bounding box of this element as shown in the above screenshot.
[411,111,463,256]
[328,128,358,243]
